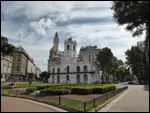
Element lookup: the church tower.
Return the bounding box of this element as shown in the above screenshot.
[48,32,59,72]
[64,37,77,62]
[53,32,59,51]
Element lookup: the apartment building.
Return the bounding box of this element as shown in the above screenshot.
[1,54,13,81]
[11,46,40,81]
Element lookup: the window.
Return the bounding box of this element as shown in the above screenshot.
[57,68,60,73]
[77,74,80,83]
[83,74,88,83]
[76,66,80,72]
[67,66,70,73]
[52,68,54,73]
[73,45,75,50]
[67,45,69,50]
[83,65,88,72]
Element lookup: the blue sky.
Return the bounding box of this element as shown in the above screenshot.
[1,1,145,72]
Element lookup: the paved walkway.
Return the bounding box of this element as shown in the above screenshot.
[97,85,149,112]
[1,96,68,112]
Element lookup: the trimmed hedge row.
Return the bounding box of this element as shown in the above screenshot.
[92,85,116,94]
[40,89,71,95]
[39,85,116,95]
[26,87,38,93]
[71,87,93,95]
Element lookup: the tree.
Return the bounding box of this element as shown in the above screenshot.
[96,47,116,83]
[28,73,36,86]
[111,1,149,37]
[1,36,16,56]
[40,71,49,82]
[125,46,144,83]
[111,1,149,81]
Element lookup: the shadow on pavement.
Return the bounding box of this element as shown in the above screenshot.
[143,85,149,91]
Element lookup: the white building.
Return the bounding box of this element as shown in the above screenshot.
[48,32,102,84]
[1,54,13,81]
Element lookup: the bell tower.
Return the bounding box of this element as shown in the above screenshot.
[64,37,77,62]
[53,32,59,51]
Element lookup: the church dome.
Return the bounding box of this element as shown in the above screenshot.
[67,36,76,42]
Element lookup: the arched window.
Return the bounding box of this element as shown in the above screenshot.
[76,74,80,83]
[67,66,70,73]
[66,75,69,84]
[57,75,60,83]
[83,65,88,72]
[83,74,88,83]
[57,68,60,73]
[52,68,54,73]
[67,45,69,50]
[76,66,80,72]
[73,45,75,50]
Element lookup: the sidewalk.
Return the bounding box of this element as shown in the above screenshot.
[97,85,149,112]
[1,96,68,112]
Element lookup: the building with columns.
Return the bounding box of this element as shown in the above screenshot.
[48,32,102,84]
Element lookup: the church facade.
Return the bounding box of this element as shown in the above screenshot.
[48,32,102,84]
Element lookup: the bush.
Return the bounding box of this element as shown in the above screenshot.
[40,89,71,95]
[26,87,38,93]
[40,89,48,94]
[71,87,93,95]
[51,89,70,95]
[1,84,11,89]
[36,85,46,90]
[92,85,116,94]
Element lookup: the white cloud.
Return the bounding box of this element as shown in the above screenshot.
[30,17,55,36]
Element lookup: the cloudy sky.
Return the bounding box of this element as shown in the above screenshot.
[1,1,145,72]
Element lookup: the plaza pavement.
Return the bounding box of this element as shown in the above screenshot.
[97,84,149,112]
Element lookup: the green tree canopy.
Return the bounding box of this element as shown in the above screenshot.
[96,47,118,83]
[1,36,16,56]
[40,71,49,82]
[111,1,149,37]
[125,46,144,81]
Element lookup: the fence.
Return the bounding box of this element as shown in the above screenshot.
[12,86,128,112]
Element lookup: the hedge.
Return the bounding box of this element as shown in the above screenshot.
[40,89,71,95]
[26,87,38,93]
[71,87,93,95]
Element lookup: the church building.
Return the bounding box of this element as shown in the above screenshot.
[48,32,102,84]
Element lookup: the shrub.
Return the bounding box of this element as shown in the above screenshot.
[36,85,46,90]
[26,87,38,93]
[40,89,48,94]
[71,87,93,95]
[51,89,71,95]
[1,84,11,89]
